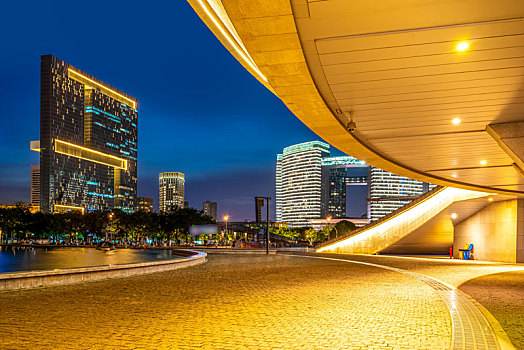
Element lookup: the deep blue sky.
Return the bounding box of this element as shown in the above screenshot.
[0,0,366,220]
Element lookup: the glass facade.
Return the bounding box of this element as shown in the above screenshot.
[40,55,137,213]
[137,197,154,212]
[320,156,368,219]
[30,164,40,208]
[203,201,217,221]
[368,167,426,221]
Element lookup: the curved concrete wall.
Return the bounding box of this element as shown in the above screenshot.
[0,250,206,291]
[317,187,488,254]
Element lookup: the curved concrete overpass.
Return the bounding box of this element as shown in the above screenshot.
[187,0,524,195]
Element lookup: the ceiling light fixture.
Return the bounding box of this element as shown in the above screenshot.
[451,213,458,219]
[480,160,487,166]
[456,41,469,52]
[452,118,461,125]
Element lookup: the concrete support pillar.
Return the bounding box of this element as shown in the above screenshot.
[454,199,524,263]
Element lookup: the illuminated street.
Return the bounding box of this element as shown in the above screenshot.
[1,253,521,349]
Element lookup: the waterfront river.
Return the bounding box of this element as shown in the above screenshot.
[0,247,181,273]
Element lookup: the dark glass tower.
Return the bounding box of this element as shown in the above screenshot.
[40,55,137,213]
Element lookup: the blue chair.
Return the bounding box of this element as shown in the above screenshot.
[459,244,474,260]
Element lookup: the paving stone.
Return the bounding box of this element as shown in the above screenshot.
[0,254,453,349]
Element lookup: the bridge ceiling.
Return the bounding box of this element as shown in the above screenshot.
[293,0,524,193]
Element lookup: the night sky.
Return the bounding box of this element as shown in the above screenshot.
[0,0,367,220]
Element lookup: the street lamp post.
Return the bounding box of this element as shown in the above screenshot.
[326,216,339,241]
[223,215,229,246]
[326,216,331,241]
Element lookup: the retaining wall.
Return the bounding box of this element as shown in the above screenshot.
[0,250,206,291]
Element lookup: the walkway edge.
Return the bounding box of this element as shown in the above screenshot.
[457,289,516,350]
[0,250,207,291]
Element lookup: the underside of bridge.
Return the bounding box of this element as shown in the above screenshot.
[187,0,524,262]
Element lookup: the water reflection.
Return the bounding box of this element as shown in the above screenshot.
[0,247,181,273]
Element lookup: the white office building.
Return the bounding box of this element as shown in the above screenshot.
[159,172,185,212]
[276,141,330,227]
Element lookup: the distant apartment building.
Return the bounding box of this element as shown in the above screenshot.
[159,172,185,212]
[202,201,217,221]
[137,197,154,212]
[35,55,138,213]
[368,167,428,221]
[276,141,431,227]
[30,164,40,208]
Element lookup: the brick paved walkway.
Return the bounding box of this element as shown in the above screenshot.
[459,270,524,349]
[0,254,451,349]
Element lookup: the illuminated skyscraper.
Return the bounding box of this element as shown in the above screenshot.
[137,197,154,212]
[276,141,329,227]
[38,55,138,213]
[275,154,283,222]
[276,141,431,226]
[159,172,185,212]
[203,201,217,221]
[30,164,40,208]
[321,156,368,219]
[368,167,427,221]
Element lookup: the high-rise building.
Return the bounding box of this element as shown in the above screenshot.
[368,167,426,221]
[275,154,283,222]
[38,55,138,213]
[30,164,40,208]
[159,172,185,212]
[276,141,431,226]
[321,156,367,219]
[137,197,154,212]
[203,201,217,221]
[276,141,329,227]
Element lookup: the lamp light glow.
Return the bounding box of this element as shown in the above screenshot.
[451,213,458,219]
[452,118,461,125]
[480,160,487,166]
[456,41,469,52]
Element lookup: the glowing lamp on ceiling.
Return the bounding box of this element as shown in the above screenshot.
[456,41,469,52]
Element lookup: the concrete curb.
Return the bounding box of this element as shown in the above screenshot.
[0,250,207,291]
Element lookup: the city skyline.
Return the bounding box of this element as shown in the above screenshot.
[0,0,322,220]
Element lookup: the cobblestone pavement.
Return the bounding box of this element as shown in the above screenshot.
[302,252,524,349]
[0,254,451,350]
[459,270,524,350]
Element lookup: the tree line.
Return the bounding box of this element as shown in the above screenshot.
[0,203,358,246]
[0,204,215,245]
[270,220,357,245]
